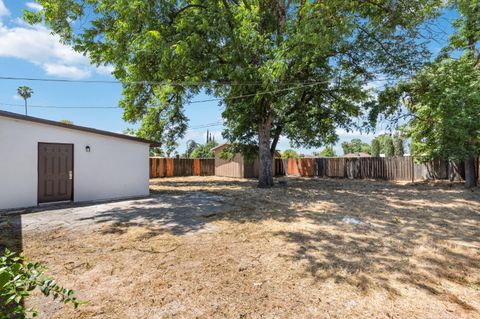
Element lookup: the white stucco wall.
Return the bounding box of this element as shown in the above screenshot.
[0,116,150,210]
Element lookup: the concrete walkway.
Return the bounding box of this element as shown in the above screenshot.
[0,192,229,238]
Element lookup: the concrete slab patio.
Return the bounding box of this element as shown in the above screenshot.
[1,192,229,241]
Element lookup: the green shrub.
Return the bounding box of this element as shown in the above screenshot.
[190,140,218,159]
[0,249,81,318]
[281,149,300,159]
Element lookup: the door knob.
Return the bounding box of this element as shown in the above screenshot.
[69,171,73,180]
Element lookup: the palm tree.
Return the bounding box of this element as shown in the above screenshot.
[17,86,33,115]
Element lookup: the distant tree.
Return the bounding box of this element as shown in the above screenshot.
[206,130,216,143]
[341,138,371,155]
[281,149,300,159]
[60,119,74,125]
[384,138,395,157]
[184,140,199,158]
[393,137,404,156]
[124,127,177,157]
[341,142,349,155]
[17,86,33,116]
[371,139,381,157]
[374,134,394,156]
[315,145,337,157]
[123,128,135,136]
[190,140,218,159]
[370,134,402,157]
[150,147,164,157]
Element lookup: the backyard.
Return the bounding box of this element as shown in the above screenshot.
[1,176,479,318]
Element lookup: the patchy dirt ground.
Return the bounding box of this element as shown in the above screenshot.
[1,176,480,318]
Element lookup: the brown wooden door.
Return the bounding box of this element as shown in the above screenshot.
[38,143,73,203]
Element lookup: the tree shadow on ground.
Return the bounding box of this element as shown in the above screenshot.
[150,177,480,311]
[3,177,479,313]
[77,192,228,237]
[0,214,22,254]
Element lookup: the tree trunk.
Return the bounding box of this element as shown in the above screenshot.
[464,156,477,189]
[258,116,274,188]
[448,160,463,182]
[270,124,282,156]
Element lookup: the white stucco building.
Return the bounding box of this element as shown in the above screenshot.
[0,111,156,210]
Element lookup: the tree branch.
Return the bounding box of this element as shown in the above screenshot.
[357,25,398,60]
[356,0,392,14]
[170,4,206,22]
[270,124,283,155]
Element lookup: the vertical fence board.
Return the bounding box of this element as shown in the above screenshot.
[193,159,200,176]
[200,158,215,175]
[150,158,214,178]
[274,158,285,176]
[150,158,155,178]
[281,156,452,181]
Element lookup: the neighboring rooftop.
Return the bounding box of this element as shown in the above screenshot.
[0,110,159,146]
[342,152,372,158]
[212,143,281,157]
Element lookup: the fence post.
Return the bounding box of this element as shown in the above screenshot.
[411,156,415,183]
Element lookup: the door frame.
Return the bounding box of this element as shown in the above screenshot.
[37,142,74,204]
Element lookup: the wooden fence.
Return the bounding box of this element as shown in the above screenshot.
[152,156,477,182]
[274,158,285,176]
[150,158,215,178]
[282,157,458,181]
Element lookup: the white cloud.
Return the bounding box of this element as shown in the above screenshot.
[336,128,376,139]
[26,2,43,11]
[96,64,114,75]
[0,0,9,17]
[0,17,111,79]
[43,63,91,79]
[182,130,203,142]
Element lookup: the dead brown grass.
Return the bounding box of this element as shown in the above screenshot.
[2,176,480,318]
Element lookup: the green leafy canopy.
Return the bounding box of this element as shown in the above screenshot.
[281,149,300,159]
[341,138,371,155]
[25,0,444,184]
[370,0,480,163]
[314,145,337,157]
[190,140,218,158]
[405,57,480,161]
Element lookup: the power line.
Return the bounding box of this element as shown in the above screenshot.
[0,76,121,84]
[189,121,223,129]
[187,125,223,131]
[0,76,326,86]
[0,75,402,86]
[0,76,403,111]
[0,102,119,109]
[0,80,331,110]
[188,78,401,104]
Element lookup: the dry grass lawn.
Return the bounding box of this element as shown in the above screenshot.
[1,176,480,318]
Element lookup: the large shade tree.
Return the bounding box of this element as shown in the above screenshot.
[371,0,480,188]
[26,0,442,187]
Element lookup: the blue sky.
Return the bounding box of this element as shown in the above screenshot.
[0,1,456,155]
